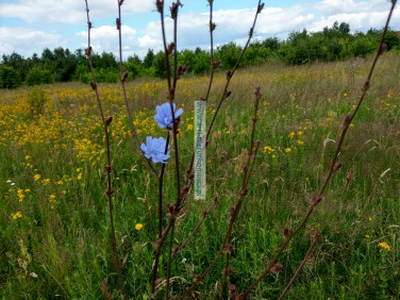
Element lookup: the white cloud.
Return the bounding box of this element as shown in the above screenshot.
[2,0,399,58]
[76,25,137,54]
[0,0,155,24]
[138,35,163,49]
[315,0,387,15]
[311,0,400,32]
[139,5,316,51]
[0,27,64,56]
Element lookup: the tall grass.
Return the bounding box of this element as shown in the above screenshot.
[1,1,399,296]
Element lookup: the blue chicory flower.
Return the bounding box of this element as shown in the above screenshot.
[140,136,170,164]
[154,102,183,129]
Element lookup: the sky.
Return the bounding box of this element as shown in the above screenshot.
[0,0,399,59]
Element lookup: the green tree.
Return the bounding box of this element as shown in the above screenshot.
[0,65,21,89]
[25,67,53,86]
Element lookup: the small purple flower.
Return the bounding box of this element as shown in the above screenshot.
[154,102,183,129]
[140,136,170,164]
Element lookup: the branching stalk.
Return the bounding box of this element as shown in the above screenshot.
[84,1,129,298]
[278,232,320,300]
[239,1,397,298]
[116,0,159,178]
[171,197,219,259]
[179,87,262,299]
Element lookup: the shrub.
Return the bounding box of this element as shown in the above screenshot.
[27,87,49,116]
[25,67,53,86]
[0,65,21,89]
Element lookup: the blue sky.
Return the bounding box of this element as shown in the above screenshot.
[0,0,399,58]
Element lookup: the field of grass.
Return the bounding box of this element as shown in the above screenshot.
[1,52,400,299]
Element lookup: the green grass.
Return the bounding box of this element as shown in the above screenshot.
[1,52,400,299]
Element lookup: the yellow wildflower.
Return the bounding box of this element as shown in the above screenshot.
[135,223,143,231]
[12,211,22,219]
[18,189,25,202]
[288,132,295,139]
[365,235,370,239]
[378,242,391,251]
[42,178,51,185]
[285,148,292,153]
[186,124,193,131]
[77,173,82,180]
[34,174,41,181]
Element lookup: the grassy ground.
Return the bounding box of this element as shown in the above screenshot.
[1,52,400,299]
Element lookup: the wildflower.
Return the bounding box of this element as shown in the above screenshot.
[141,136,170,164]
[368,217,373,221]
[135,223,143,231]
[186,124,193,131]
[288,132,295,139]
[34,174,41,181]
[49,195,56,203]
[25,155,30,160]
[77,173,82,180]
[285,147,292,153]
[378,242,391,251]
[18,189,25,202]
[297,140,304,145]
[365,235,370,239]
[42,178,51,185]
[12,211,22,219]
[154,103,183,129]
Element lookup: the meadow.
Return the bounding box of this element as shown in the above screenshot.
[1,52,400,299]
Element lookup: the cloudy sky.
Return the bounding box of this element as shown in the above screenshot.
[0,0,399,59]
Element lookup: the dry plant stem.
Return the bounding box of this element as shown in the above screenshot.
[116,0,159,178]
[171,197,219,259]
[158,133,171,237]
[240,2,397,298]
[151,2,183,298]
[206,0,262,142]
[220,88,261,299]
[278,232,320,300]
[166,2,183,298]
[84,1,129,299]
[152,1,263,297]
[180,88,262,300]
[204,0,215,102]
[185,0,263,205]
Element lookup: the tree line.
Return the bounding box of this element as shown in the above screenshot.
[1,22,399,89]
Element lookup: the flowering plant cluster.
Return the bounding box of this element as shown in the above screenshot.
[141,102,183,164]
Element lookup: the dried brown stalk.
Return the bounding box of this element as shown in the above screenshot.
[238,1,397,298]
[84,0,129,298]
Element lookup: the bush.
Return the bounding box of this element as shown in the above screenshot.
[72,64,91,83]
[0,65,21,89]
[27,87,48,116]
[25,67,53,86]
